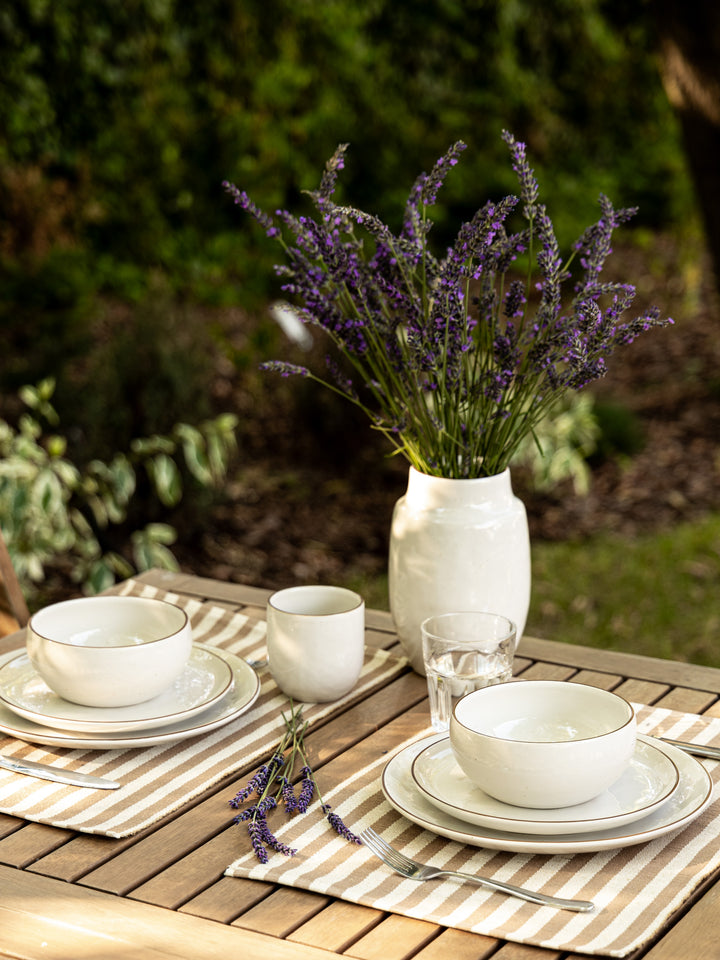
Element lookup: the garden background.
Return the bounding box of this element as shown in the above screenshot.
[2,0,719,664]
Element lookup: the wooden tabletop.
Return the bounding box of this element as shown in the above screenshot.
[2,568,720,960]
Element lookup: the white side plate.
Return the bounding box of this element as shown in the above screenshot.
[382,733,713,854]
[0,645,234,733]
[411,736,680,835]
[0,644,260,749]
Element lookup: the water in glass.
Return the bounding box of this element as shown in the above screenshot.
[426,647,513,732]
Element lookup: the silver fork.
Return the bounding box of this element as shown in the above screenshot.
[360,827,594,912]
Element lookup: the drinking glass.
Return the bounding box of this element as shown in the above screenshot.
[421,611,516,732]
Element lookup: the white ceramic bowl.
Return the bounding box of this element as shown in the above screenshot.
[449,680,636,809]
[26,596,193,707]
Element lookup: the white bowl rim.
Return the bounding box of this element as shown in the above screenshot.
[451,679,635,744]
[28,596,189,648]
[268,584,364,616]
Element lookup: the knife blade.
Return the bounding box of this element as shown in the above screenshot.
[0,756,121,789]
[657,737,720,761]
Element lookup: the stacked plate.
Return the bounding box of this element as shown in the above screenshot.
[0,643,261,749]
[381,733,714,853]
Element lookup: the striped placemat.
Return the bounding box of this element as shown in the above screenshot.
[225,705,720,957]
[0,580,407,837]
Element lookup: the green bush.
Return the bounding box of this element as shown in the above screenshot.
[0,0,695,510]
[0,379,237,604]
[0,0,691,296]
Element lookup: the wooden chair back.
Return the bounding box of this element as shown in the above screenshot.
[0,528,29,631]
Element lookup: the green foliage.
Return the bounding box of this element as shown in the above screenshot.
[513,395,601,495]
[0,0,692,299]
[0,249,97,390]
[528,515,720,667]
[53,287,220,462]
[0,379,238,603]
[590,400,647,462]
[0,0,696,561]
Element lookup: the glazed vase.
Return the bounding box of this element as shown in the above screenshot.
[388,466,531,675]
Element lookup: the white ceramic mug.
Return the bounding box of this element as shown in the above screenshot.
[266,585,365,702]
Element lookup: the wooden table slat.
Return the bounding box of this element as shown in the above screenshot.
[411,927,502,960]
[343,913,441,960]
[178,875,273,923]
[287,900,385,954]
[641,875,720,960]
[231,886,331,937]
[0,821,73,868]
[0,864,339,960]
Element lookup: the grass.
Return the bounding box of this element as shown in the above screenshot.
[343,513,720,669]
[528,514,720,667]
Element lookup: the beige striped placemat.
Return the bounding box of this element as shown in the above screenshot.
[226,704,720,957]
[0,579,408,837]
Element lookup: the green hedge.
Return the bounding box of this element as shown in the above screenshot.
[0,0,693,457]
[1,0,690,282]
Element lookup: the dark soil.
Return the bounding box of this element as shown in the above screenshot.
[173,236,720,596]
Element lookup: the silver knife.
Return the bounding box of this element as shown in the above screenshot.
[0,756,121,790]
[657,737,720,761]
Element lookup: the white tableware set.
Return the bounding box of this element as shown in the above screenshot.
[382,680,714,854]
[0,596,261,749]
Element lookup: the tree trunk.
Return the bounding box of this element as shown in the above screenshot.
[654,2,720,292]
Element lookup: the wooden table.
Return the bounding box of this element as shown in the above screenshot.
[2,568,720,960]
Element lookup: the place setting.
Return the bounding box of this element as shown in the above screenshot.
[380,611,714,855]
[0,593,262,752]
[225,607,720,958]
[0,579,409,837]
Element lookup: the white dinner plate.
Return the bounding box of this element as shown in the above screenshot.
[0,644,261,749]
[411,736,680,835]
[0,645,234,733]
[382,733,714,854]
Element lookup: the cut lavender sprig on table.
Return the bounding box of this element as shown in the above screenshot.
[225,131,672,479]
[230,704,358,863]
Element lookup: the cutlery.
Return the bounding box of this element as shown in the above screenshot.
[359,827,595,912]
[0,755,121,790]
[656,737,720,761]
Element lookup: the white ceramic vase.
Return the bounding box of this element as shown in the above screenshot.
[388,466,531,675]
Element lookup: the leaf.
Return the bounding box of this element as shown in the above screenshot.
[108,455,136,502]
[86,560,117,595]
[146,454,182,507]
[143,522,177,545]
[131,527,180,571]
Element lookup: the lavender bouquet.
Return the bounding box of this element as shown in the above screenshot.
[230,704,360,863]
[225,132,671,479]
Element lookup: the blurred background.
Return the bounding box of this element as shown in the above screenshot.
[1,0,719,663]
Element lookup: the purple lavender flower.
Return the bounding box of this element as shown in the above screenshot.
[321,804,362,844]
[226,132,672,479]
[223,182,280,238]
[296,766,315,813]
[504,281,526,319]
[229,758,280,807]
[420,141,467,205]
[245,807,297,862]
[502,130,539,213]
[229,772,263,808]
[280,776,298,813]
[246,815,270,863]
[314,143,349,201]
[259,361,310,378]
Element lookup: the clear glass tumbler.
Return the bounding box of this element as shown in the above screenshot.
[421,611,516,732]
